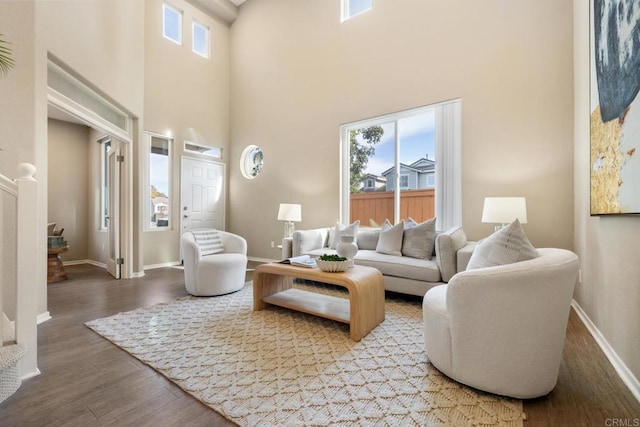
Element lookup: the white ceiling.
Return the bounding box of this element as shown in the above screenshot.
[229,0,246,5]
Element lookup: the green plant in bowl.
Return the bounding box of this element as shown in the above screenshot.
[320,254,347,261]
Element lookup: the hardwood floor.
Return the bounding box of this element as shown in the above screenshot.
[1,263,638,426]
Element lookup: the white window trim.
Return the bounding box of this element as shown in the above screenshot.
[339,99,462,230]
[163,2,183,45]
[192,19,210,58]
[184,140,222,158]
[341,0,374,22]
[98,136,111,231]
[143,131,173,232]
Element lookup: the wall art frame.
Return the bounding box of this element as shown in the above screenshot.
[590,0,640,215]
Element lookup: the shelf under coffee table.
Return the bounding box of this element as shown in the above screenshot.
[253,263,385,341]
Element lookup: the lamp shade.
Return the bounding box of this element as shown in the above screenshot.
[481,197,527,224]
[277,203,302,222]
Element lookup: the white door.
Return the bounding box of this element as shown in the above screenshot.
[181,157,225,236]
[106,140,121,279]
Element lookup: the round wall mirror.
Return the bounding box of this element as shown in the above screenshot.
[240,145,264,179]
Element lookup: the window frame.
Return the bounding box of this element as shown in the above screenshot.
[162,2,183,45]
[340,99,462,231]
[98,136,112,231]
[184,140,221,158]
[399,174,409,189]
[143,132,173,232]
[341,0,374,22]
[192,19,210,58]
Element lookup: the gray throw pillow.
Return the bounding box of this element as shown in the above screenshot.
[466,219,539,270]
[375,220,404,256]
[357,229,380,250]
[401,217,436,259]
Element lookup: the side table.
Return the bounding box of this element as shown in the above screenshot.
[47,246,69,284]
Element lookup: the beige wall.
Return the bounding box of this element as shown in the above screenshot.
[573,1,640,384]
[143,0,231,267]
[47,119,90,262]
[229,0,575,260]
[0,2,45,315]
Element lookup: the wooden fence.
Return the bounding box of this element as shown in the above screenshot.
[350,189,435,226]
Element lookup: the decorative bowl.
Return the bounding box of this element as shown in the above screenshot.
[316,259,350,273]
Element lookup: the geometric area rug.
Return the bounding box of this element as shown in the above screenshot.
[86,281,525,426]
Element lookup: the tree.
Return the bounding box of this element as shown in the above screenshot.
[350,125,384,193]
[0,34,15,78]
[151,185,167,198]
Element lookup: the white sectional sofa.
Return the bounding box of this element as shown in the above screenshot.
[281,225,476,297]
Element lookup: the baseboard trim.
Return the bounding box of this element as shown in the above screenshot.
[63,259,107,269]
[21,367,41,381]
[143,261,182,270]
[131,271,145,278]
[572,300,640,403]
[37,311,51,324]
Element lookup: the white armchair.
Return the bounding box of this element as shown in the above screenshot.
[423,248,579,398]
[181,230,248,296]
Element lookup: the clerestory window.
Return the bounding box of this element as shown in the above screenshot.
[192,20,209,58]
[341,0,373,22]
[163,3,182,45]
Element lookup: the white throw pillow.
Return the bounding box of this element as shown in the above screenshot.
[402,217,437,259]
[191,229,224,256]
[466,219,539,270]
[375,220,404,256]
[330,220,360,249]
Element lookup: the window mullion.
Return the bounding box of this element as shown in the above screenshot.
[394,119,400,224]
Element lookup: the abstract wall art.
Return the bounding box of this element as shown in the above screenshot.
[590,0,640,215]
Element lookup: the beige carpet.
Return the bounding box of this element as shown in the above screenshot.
[86,281,525,426]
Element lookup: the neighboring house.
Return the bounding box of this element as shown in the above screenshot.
[359,173,386,192]
[381,156,435,192]
[152,196,169,227]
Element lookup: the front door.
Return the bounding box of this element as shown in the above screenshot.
[106,139,122,279]
[181,157,225,237]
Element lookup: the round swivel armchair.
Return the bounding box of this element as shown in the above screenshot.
[181,230,248,296]
[423,248,579,399]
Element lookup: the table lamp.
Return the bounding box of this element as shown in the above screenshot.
[277,203,302,238]
[481,197,527,231]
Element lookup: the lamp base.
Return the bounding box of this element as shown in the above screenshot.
[284,221,295,239]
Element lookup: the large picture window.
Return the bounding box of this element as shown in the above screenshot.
[340,99,461,231]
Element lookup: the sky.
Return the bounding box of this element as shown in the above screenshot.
[150,153,169,196]
[362,111,436,176]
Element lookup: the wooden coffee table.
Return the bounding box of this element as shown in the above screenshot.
[253,263,385,341]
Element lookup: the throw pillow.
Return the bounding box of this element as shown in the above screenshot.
[330,220,360,249]
[357,229,380,250]
[191,229,224,256]
[466,219,539,270]
[401,217,437,259]
[375,220,404,256]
